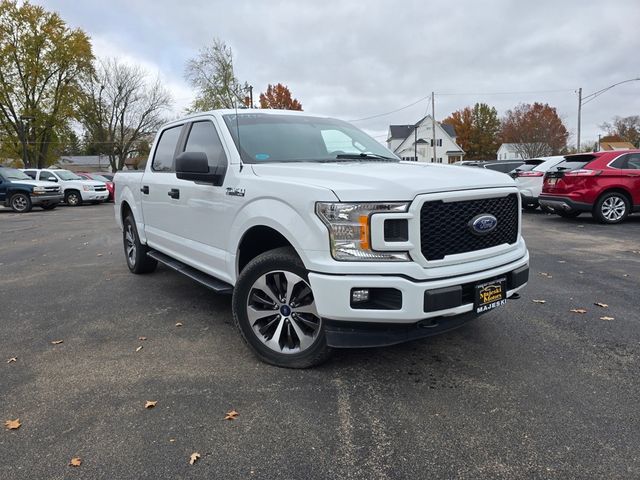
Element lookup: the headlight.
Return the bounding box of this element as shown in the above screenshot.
[316,202,410,261]
[83,185,93,191]
[32,186,46,194]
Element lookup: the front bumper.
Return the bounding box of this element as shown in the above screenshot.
[538,195,592,213]
[31,193,63,205]
[81,190,109,201]
[308,253,529,324]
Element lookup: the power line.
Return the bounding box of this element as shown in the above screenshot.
[348,95,431,123]
[435,88,574,96]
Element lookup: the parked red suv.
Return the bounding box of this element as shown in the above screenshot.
[539,151,640,224]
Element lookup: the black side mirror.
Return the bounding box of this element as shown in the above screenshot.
[175,152,226,186]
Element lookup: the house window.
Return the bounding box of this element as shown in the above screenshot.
[437,139,442,147]
[438,157,442,163]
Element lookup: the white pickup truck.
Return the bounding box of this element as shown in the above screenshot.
[114,109,529,368]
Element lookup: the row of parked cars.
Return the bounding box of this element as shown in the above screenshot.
[0,167,114,213]
[459,150,640,224]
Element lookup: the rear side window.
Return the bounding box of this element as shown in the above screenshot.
[183,121,227,168]
[485,162,522,173]
[152,125,183,172]
[610,153,640,170]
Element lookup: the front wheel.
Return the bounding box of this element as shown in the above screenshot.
[594,192,630,224]
[232,247,332,368]
[65,190,82,206]
[123,215,157,274]
[10,193,32,213]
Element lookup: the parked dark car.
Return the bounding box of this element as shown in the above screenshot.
[0,167,63,213]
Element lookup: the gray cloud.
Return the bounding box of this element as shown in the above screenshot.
[39,0,640,145]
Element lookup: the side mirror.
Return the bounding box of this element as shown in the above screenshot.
[48,177,58,182]
[175,152,226,186]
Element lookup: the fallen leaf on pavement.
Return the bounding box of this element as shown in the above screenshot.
[4,419,21,430]
[7,357,17,363]
[532,299,546,304]
[189,452,200,465]
[225,410,239,420]
[539,272,553,278]
[97,253,103,257]
[144,400,157,409]
[175,322,183,327]
[599,316,615,321]
[623,274,629,277]
[50,340,63,345]
[136,345,143,352]
[570,309,587,314]
[594,302,608,308]
[69,457,82,467]
[557,260,566,264]
[138,336,147,341]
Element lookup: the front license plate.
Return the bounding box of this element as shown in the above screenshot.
[474,277,507,314]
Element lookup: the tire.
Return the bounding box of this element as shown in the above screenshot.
[232,247,332,368]
[65,190,82,206]
[556,210,581,218]
[9,193,32,213]
[593,192,630,224]
[41,203,58,210]
[523,204,538,211]
[123,215,157,274]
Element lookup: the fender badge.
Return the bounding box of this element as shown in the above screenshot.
[226,187,245,197]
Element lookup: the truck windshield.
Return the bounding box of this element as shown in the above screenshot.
[2,168,32,180]
[222,113,399,164]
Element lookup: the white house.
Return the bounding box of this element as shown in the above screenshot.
[496,143,525,160]
[387,116,464,164]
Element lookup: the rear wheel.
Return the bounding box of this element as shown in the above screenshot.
[232,247,331,368]
[65,190,82,206]
[123,215,157,274]
[594,192,630,224]
[10,193,32,213]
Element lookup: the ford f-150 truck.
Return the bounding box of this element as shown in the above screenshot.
[114,109,529,368]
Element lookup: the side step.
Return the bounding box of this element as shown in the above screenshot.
[147,250,233,294]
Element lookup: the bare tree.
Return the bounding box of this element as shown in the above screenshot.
[184,38,248,112]
[78,59,172,171]
[600,115,640,147]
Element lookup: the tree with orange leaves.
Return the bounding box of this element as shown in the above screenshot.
[259,84,303,111]
[500,103,568,158]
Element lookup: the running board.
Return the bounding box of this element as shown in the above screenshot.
[147,250,233,294]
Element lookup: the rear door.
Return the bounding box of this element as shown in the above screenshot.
[140,123,186,253]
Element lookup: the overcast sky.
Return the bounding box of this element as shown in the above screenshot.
[38,0,640,147]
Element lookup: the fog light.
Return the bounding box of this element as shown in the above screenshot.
[351,289,370,303]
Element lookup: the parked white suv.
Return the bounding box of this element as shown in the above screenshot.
[22,168,108,206]
[510,156,566,210]
[114,110,529,368]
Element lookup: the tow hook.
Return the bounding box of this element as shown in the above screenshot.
[418,319,440,329]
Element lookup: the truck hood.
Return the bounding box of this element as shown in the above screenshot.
[251,162,516,201]
[12,179,60,188]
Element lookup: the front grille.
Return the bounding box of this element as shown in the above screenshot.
[94,187,107,191]
[44,187,60,192]
[420,194,519,261]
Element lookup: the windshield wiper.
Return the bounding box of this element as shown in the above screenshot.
[334,153,397,161]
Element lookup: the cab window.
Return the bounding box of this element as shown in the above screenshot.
[40,171,57,182]
[152,125,183,172]
[183,121,228,168]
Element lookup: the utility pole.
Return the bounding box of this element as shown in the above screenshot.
[249,85,254,107]
[431,92,437,163]
[414,123,417,161]
[576,87,582,152]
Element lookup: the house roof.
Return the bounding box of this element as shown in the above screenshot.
[388,118,457,140]
[58,155,107,166]
[600,141,636,151]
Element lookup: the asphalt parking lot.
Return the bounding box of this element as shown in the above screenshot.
[1,205,639,479]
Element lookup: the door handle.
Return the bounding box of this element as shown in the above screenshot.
[168,188,180,199]
[140,186,149,194]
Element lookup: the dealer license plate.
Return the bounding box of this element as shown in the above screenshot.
[474,277,507,314]
[547,177,557,185]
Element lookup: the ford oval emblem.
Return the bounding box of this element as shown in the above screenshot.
[469,214,498,235]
